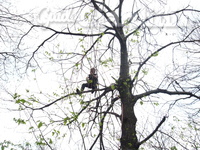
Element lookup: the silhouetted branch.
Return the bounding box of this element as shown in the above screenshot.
[139,116,166,145]
[126,8,200,39]
[132,39,200,85]
[89,96,119,150]
[134,88,200,100]
[23,86,112,110]
[91,0,116,28]
[158,130,189,150]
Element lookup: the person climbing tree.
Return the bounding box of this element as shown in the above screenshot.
[76,68,98,94]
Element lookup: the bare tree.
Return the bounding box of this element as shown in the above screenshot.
[1,0,200,150]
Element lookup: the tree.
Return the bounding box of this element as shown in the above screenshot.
[1,0,200,150]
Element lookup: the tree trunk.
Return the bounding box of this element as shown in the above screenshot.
[118,39,139,150]
[120,101,138,150]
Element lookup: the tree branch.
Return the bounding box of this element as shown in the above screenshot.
[138,116,166,146]
[23,86,112,110]
[126,8,200,39]
[122,9,140,27]
[134,88,200,100]
[131,39,200,85]
[158,130,190,150]
[95,0,119,25]
[118,0,124,24]
[91,0,116,28]
[26,32,57,70]
[21,24,113,70]
[89,96,119,150]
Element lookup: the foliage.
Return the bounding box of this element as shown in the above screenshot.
[0,140,31,150]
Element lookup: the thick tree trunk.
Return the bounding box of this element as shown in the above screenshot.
[120,99,138,150]
[118,40,139,150]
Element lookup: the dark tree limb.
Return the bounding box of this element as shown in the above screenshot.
[26,32,57,70]
[91,0,116,28]
[89,96,119,150]
[122,9,140,27]
[118,0,124,24]
[126,8,200,39]
[159,130,189,150]
[22,86,112,111]
[20,24,114,70]
[94,0,119,25]
[138,116,166,146]
[134,88,200,100]
[131,39,200,85]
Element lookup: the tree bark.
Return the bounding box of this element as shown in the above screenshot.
[118,36,139,150]
[120,98,139,150]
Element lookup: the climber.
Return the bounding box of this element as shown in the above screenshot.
[76,68,98,94]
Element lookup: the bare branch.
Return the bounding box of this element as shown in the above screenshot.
[89,96,119,150]
[26,32,57,70]
[122,9,140,27]
[134,88,200,100]
[21,24,114,70]
[132,39,200,84]
[118,0,124,24]
[139,116,166,145]
[91,0,116,28]
[23,86,112,110]
[126,8,200,39]
[159,130,190,150]
[95,0,120,25]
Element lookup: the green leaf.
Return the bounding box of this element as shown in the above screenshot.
[80,100,85,105]
[75,63,79,67]
[64,117,70,125]
[154,102,159,106]
[52,129,60,137]
[29,126,34,130]
[13,93,20,99]
[32,69,36,72]
[49,138,53,144]
[152,51,159,57]
[36,141,46,146]
[131,39,138,43]
[16,99,26,104]
[84,12,89,19]
[110,84,116,90]
[140,101,143,105]
[133,29,140,36]
[100,57,113,67]
[170,146,178,150]
[37,122,43,128]
[13,118,26,125]
[78,28,82,33]
[71,112,78,120]
[142,69,148,75]
[81,123,85,128]
[101,32,105,36]
[79,38,84,42]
